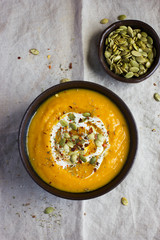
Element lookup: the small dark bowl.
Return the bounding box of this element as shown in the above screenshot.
[18,81,138,200]
[99,20,160,83]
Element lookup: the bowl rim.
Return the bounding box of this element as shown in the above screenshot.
[99,19,160,83]
[18,81,138,200]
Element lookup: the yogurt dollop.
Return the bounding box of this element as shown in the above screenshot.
[50,112,110,171]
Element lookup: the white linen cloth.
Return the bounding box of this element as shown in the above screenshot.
[0,0,160,239]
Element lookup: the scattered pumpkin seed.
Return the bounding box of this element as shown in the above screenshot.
[90,156,97,165]
[104,25,156,79]
[60,120,68,127]
[30,49,39,55]
[100,18,109,24]
[154,93,160,102]
[79,154,87,162]
[68,113,75,120]
[60,78,70,83]
[83,112,91,117]
[44,207,54,214]
[121,197,128,206]
[118,15,126,20]
[69,122,77,130]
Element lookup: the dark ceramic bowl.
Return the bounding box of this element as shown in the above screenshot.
[18,81,138,200]
[99,20,160,83]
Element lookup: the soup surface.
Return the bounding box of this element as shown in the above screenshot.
[27,89,130,192]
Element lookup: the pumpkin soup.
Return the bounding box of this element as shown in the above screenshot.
[27,89,130,193]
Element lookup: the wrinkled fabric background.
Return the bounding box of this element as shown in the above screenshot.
[0,0,160,239]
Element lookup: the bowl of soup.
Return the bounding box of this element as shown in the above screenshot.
[18,81,138,199]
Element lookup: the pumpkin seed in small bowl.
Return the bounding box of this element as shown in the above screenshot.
[99,20,160,83]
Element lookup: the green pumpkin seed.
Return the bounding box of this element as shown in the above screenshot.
[83,112,91,117]
[68,113,75,120]
[60,120,68,127]
[97,134,105,142]
[72,135,79,140]
[154,93,160,102]
[127,26,134,37]
[70,153,77,163]
[130,60,139,67]
[44,207,54,214]
[69,123,77,130]
[146,61,151,68]
[67,141,74,148]
[60,78,70,83]
[130,67,139,72]
[141,32,147,37]
[147,36,153,45]
[64,132,70,138]
[30,49,39,55]
[100,18,109,24]
[88,133,95,140]
[90,156,97,165]
[117,15,126,20]
[105,51,111,58]
[121,197,128,206]
[79,155,87,162]
[59,138,66,147]
[136,56,146,63]
[95,140,102,147]
[131,50,142,57]
[64,144,69,152]
[125,72,134,78]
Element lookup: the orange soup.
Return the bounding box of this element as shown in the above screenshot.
[27,89,130,192]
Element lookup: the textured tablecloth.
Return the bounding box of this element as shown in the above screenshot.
[0,0,160,239]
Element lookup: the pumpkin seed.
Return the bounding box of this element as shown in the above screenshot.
[44,207,54,214]
[90,156,97,165]
[70,153,77,163]
[69,123,77,130]
[88,133,95,140]
[64,144,69,152]
[130,67,139,72]
[64,132,70,138]
[97,134,105,142]
[59,138,66,147]
[60,78,70,83]
[100,18,109,24]
[127,26,134,38]
[83,112,91,117]
[125,72,134,78]
[131,50,142,57]
[121,197,128,206]
[117,15,126,20]
[154,93,160,102]
[130,60,139,67]
[60,120,68,127]
[79,154,87,162]
[67,141,74,148]
[30,49,39,55]
[95,140,102,147]
[72,135,79,140]
[68,113,75,120]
